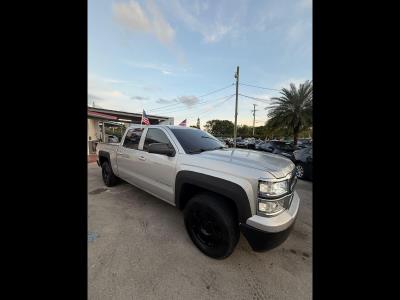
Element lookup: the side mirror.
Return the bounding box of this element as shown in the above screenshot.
[148,143,175,157]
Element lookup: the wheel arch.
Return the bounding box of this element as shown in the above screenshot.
[175,171,252,224]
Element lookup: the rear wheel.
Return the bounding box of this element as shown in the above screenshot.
[295,163,307,179]
[101,161,118,187]
[184,193,239,259]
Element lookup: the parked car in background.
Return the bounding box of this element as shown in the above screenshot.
[259,140,295,160]
[106,135,119,143]
[296,139,312,149]
[246,138,256,149]
[224,138,234,147]
[254,139,264,150]
[292,146,312,180]
[236,138,248,148]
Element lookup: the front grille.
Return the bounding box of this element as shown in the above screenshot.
[284,169,297,209]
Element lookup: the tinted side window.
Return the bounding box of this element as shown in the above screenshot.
[123,128,144,150]
[143,128,172,152]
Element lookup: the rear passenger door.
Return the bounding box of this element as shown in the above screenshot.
[116,127,145,186]
[137,128,178,204]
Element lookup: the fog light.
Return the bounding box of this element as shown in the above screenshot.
[258,199,285,215]
[259,202,278,213]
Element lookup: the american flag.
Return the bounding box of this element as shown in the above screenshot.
[179,119,187,126]
[141,110,150,125]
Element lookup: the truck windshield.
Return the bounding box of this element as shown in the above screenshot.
[170,128,226,154]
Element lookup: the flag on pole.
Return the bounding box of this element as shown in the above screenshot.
[178,119,187,127]
[141,110,150,125]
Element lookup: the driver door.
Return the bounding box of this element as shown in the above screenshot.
[134,128,178,204]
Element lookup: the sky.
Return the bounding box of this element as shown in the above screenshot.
[88,0,312,128]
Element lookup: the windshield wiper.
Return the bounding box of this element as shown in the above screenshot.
[212,146,226,150]
[187,148,209,154]
[188,146,226,154]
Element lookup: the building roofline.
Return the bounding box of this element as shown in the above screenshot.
[88,106,170,120]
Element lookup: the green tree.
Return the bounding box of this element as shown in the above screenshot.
[237,125,252,138]
[267,80,312,145]
[204,119,234,136]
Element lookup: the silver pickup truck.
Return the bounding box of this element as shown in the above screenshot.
[96,125,300,259]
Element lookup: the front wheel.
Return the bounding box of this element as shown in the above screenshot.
[184,193,239,259]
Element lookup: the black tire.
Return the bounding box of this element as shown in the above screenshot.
[184,193,239,259]
[295,162,307,179]
[101,161,118,187]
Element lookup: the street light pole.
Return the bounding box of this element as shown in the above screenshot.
[234,66,239,148]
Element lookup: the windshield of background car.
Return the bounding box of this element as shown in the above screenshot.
[170,128,226,154]
[274,142,294,151]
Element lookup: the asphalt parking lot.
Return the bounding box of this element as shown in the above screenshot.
[88,163,312,300]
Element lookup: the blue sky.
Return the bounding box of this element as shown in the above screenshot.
[88,0,312,127]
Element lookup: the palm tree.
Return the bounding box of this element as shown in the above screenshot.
[266,80,312,146]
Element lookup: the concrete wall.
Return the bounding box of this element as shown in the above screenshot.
[88,119,97,141]
[88,118,101,154]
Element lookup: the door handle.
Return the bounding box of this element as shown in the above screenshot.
[138,156,146,161]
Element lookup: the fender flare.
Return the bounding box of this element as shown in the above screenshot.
[98,151,114,172]
[175,170,252,223]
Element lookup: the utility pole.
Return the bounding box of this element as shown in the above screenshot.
[234,66,239,148]
[252,104,258,136]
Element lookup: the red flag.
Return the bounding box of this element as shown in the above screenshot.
[141,110,150,125]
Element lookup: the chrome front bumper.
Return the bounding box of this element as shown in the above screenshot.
[246,191,300,233]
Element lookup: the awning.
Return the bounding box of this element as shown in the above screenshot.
[88,111,118,120]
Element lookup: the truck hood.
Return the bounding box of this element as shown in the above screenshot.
[198,148,294,178]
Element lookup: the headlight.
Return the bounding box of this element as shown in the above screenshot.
[259,180,288,198]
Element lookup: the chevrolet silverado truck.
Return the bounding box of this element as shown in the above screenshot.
[96,125,300,259]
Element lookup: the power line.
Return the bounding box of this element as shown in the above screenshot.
[148,83,234,112]
[198,83,234,98]
[154,94,235,114]
[161,94,235,115]
[239,82,281,92]
[239,93,271,104]
[197,94,235,117]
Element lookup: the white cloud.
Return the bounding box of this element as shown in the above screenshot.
[203,23,232,43]
[156,98,176,104]
[177,95,199,108]
[126,61,174,75]
[88,74,144,112]
[276,78,308,90]
[167,0,236,43]
[131,96,150,100]
[113,0,175,45]
[286,20,311,44]
[103,78,130,84]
